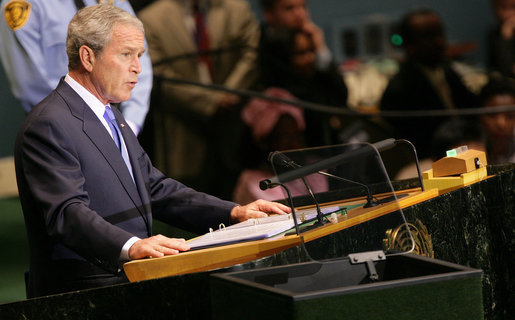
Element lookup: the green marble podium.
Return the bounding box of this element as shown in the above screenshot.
[291,163,514,320]
[268,163,513,320]
[0,163,513,320]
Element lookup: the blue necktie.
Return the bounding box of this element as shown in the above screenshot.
[103,105,134,181]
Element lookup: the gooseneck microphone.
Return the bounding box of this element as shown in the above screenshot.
[260,139,396,191]
[268,151,378,209]
[268,152,327,225]
[315,170,378,208]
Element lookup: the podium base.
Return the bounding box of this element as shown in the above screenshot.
[211,253,483,320]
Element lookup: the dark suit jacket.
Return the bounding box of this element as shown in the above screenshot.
[15,79,236,298]
[380,60,478,158]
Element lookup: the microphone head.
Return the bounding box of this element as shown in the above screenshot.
[373,138,396,152]
[267,151,280,163]
[259,179,272,190]
[268,151,299,168]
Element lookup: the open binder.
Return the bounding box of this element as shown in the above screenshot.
[187,206,343,250]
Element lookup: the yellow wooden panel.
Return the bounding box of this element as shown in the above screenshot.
[124,235,301,282]
[423,167,489,195]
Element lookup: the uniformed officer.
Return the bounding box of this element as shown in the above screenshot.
[0,0,152,134]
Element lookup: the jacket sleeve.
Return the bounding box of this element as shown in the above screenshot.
[143,158,236,235]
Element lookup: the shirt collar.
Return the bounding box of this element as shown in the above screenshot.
[64,73,110,120]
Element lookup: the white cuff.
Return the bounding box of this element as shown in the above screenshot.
[120,236,141,261]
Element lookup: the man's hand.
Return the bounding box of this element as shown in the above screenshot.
[302,19,327,52]
[230,199,291,223]
[128,234,190,259]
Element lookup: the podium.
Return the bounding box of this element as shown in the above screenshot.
[0,159,513,319]
[123,188,438,282]
[210,143,484,320]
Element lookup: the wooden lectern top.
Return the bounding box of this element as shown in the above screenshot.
[123,188,438,282]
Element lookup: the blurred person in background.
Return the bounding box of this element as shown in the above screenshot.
[258,1,348,147]
[488,0,515,78]
[380,8,478,161]
[478,75,515,164]
[259,0,333,77]
[233,87,327,204]
[138,0,260,199]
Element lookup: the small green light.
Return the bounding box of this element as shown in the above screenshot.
[391,34,403,46]
[446,149,457,157]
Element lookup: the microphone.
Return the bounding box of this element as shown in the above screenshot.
[268,152,378,208]
[268,152,327,225]
[259,138,396,191]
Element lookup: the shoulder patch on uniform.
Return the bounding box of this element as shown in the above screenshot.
[3,0,31,31]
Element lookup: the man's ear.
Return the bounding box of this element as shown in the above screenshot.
[79,45,96,72]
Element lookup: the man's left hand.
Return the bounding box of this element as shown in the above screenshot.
[230,199,291,223]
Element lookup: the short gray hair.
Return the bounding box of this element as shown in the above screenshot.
[66,4,144,70]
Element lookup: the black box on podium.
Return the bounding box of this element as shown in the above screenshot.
[210,253,483,320]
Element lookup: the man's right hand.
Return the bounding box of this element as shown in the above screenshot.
[128,234,190,259]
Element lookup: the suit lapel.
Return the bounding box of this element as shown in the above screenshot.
[84,110,146,210]
[57,81,146,216]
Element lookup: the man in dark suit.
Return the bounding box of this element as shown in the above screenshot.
[380,8,478,160]
[258,0,348,148]
[14,4,289,299]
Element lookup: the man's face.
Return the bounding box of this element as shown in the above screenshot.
[481,94,515,138]
[265,0,308,30]
[90,24,145,104]
[291,32,316,76]
[494,0,515,22]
